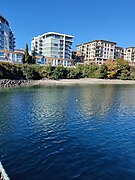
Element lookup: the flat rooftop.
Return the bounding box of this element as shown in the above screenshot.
[77,40,117,46]
[33,32,74,39]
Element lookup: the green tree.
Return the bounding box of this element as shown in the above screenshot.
[22,43,29,64]
[22,54,25,64]
[105,60,117,79]
[51,66,68,79]
[25,44,29,55]
[115,58,130,79]
[31,47,36,64]
[98,64,107,79]
[22,44,36,64]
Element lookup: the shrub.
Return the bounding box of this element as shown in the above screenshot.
[98,64,107,79]
[51,66,68,79]
[39,65,55,79]
[67,68,81,79]
[20,65,41,80]
[115,58,130,79]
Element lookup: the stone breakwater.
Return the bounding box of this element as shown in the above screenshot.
[0,79,34,88]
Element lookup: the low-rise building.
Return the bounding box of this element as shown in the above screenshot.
[45,57,73,66]
[35,55,46,65]
[0,49,24,63]
[0,49,73,67]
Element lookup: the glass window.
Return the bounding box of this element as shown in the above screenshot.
[0,52,4,56]
[54,43,58,46]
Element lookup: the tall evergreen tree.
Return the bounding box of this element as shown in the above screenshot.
[25,44,29,56]
[25,43,29,63]
[22,44,36,64]
[22,54,25,64]
[32,47,36,64]
[22,44,29,64]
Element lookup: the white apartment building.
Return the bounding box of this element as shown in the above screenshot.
[77,40,123,64]
[31,32,74,60]
[124,47,135,63]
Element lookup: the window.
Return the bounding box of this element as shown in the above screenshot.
[55,35,61,39]
[0,52,4,56]
[54,43,58,46]
[0,57,4,60]
[65,37,72,41]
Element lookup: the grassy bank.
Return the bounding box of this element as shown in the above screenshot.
[0,58,135,80]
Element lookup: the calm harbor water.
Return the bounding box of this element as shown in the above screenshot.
[0,84,135,180]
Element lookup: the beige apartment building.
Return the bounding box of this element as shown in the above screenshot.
[115,46,124,59]
[76,40,123,64]
[124,47,135,65]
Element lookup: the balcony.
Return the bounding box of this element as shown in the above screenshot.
[65,39,73,42]
[96,44,103,47]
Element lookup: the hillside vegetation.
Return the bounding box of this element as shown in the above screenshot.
[0,58,135,80]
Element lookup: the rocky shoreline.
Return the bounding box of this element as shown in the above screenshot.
[0,79,34,88]
[1,78,135,88]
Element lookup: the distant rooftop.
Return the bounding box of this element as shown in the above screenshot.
[76,40,117,46]
[33,32,74,39]
[115,46,123,49]
[125,47,135,49]
[0,15,9,26]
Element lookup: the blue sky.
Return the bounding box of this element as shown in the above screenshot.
[1,0,135,50]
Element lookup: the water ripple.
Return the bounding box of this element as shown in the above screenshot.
[1,85,135,179]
